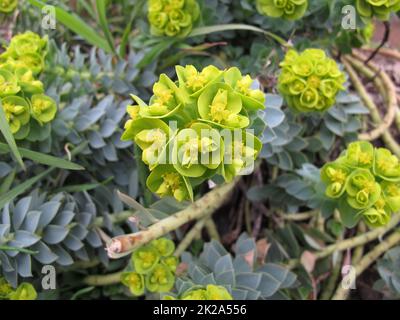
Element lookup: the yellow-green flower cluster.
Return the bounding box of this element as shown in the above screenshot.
[122,65,264,202]
[121,238,179,296]
[147,0,200,37]
[0,0,17,13]
[321,141,400,228]
[256,0,308,20]
[278,48,346,113]
[0,32,56,139]
[356,0,400,21]
[0,278,37,300]
[164,284,233,300]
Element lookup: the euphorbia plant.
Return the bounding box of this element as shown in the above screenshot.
[278,48,346,113]
[147,0,200,37]
[121,238,178,296]
[122,64,265,202]
[356,0,400,21]
[0,32,57,140]
[256,0,308,20]
[321,141,400,228]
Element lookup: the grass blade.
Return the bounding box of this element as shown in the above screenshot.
[27,0,112,53]
[137,38,178,69]
[0,142,84,170]
[0,168,52,209]
[0,101,25,170]
[96,0,117,56]
[51,176,113,193]
[0,169,16,194]
[189,24,289,47]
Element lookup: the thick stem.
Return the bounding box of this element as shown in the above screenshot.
[362,47,400,60]
[319,252,343,300]
[174,218,207,257]
[83,271,122,286]
[287,213,400,269]
[331,230,400,300]
[204,217,221,242]
[105,180,237,258]
[342,56,400,156]
[344,54,398,142]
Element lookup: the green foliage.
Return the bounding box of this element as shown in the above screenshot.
[121,237,178,296]
[0,189,127,286]
[122,65,265,201]
[321,141,400,228]
[376,246,400,297]
[278,48,346,113]
[147,0,200,37]
[256,0,308,20]
[174,233,297,300]
[356,0,400,21]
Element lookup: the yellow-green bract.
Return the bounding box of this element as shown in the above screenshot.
[0,0,18,13]
[163,284,233,300]
[121,238,178,296]
[356,0,400,21]
[256,0,308,20]
[121,65,264,202]
[321,141,400,228]
[147,0,200,37]
[0,278,37,300]
[278,48,346,113]
[0,32,57,140]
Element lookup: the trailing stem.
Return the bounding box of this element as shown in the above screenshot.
[341,57,400,156]
[331,230,400,300]
[104,180,237,258]
[345,54,398,142]
[287,213,400,269]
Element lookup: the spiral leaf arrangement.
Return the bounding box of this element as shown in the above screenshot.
[278,48,346,113]
[256,0,308,20]
[321,141,400,228]
[121,238,179,296]
[356,0,400,21]
[122,65,265,202]
[0,32,56,139]
[147,0,200,37]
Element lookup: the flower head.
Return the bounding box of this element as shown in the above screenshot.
[278,49,345,112]
[145,264,175,293]
[8,283,37,300]
[148,0,200,38]
[356,0,400,21]
[321,141,400,228]
[1,96,30,135]
[256,0,308,20]
[132,245,160,274]
[121,272,145,296]
[0,0,18,13]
